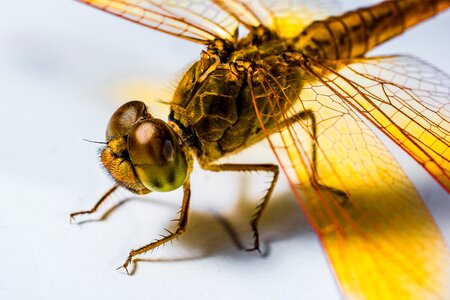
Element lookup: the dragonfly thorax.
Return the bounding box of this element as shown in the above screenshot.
[169,42,302,165]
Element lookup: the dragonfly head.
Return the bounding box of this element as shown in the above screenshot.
[101,101,189,194]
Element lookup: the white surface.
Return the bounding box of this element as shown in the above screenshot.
[0,1,449,300]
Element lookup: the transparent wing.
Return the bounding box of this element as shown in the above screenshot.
[77,0,341,43]
[261,0,341,37]
[315,56,450,192]
[247,63,450,298]
[77,0,238,44]
[213,0,341,37]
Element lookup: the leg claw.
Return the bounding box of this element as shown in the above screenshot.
[116,257,132,275]
[69,211,86,222]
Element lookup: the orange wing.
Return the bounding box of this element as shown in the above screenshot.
[75,0,341,42]
[312,56,450,192]
[248,58,450,299]
[213,0,340,37]
[259,0,341,37]
[76,0,238,44]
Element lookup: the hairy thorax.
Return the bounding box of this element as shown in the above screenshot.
[169,33,303,165]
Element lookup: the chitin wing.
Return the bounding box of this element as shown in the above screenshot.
[212,0,341,37]
[247,57,450,299]
[76,0,238,43]
[316,56,450,191]
[258,0,341,37]
[76,0,340,42]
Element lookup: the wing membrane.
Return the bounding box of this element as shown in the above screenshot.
[212,0,270,30]
[77,0,341,42]
[314,56,450,192]
[248,63,450,299]
[213,0,341,38]
[77,0,237,44]
[261,0,341,37]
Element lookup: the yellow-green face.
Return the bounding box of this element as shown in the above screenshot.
[101,101,188,193]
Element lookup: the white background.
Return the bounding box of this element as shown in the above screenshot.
[0,1,449,299]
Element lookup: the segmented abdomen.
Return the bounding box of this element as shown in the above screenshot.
[295,0,450,59]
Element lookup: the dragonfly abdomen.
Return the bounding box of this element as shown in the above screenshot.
[295,0,449,59]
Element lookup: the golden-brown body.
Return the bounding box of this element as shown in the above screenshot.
[297,0,449,59]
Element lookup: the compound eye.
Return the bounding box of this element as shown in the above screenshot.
[106,101,147,141]
[128,119,188,192]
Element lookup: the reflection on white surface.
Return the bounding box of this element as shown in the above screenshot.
[0,1,449,299]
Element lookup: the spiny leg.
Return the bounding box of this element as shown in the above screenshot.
[202,163,279,253]
[291,110,349,205]
[70,185,119,221]
[117,179,191,275]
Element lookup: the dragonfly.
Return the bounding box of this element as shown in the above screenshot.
[71,0,450,298]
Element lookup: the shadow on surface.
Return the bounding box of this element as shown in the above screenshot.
[70,177,311,275]
[123,189,309,275]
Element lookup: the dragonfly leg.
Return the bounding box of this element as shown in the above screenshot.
[70,185,119,221]
[202,164,279,253]
[117,179,191,275]
[290,110,349,206]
